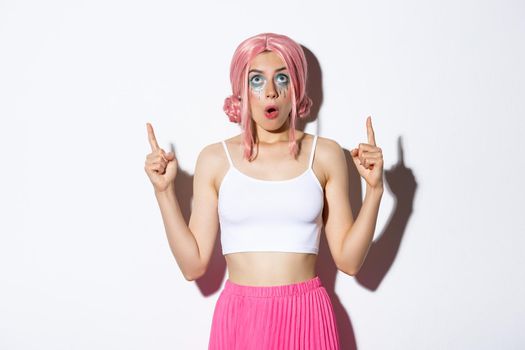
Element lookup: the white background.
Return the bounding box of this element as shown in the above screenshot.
[1,0,524,349]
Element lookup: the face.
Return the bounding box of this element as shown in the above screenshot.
[247,51,293,132]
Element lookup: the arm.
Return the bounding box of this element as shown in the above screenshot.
[154,144,220,281]
[322,138,383,276]
[339,185,383,275]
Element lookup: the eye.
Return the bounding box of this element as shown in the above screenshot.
[249,75,265,88]
[275,73,289,86]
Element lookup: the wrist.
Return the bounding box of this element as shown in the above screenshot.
[366,183,384,196]
[154,184,175,197]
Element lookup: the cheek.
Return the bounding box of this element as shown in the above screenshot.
[280,82,292,102]
[247,92,262,116]
[248,91,261,110]
[248,79,265,98]
[276,81,289,95]
[248,86,264,103]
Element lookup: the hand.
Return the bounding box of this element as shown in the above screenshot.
[350,116,384,190]
[144,123,178,193]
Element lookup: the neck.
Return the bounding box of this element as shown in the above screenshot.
[253,119,293,144]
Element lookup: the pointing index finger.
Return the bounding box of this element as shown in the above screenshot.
[367,116,376,146]
[146,123,160,151]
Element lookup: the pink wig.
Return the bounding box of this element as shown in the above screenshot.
[223,33,313,161]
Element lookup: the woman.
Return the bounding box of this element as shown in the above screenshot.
[144,33,384,349]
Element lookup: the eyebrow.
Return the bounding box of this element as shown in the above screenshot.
[248,67,288,74]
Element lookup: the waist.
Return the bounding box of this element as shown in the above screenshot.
[223,275,323,297]
[225,251,317,286]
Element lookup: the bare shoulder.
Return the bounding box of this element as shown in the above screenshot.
[198,134,241,164]
[313,135,347,182]
[196,141,225,165]
[194,137,237,192]
[195,141,227,175]
[315,135,344,157]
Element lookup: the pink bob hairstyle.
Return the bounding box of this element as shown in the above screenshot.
[223,33,313,161]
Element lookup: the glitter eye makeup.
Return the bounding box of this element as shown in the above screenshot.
[249,74,266,92]
[275,73,289,97]
[275,73,289,87]
[248,70,289,99]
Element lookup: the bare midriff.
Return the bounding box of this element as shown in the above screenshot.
[224,252,318,286]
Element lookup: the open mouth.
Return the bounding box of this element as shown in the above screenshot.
[264,106,279,119]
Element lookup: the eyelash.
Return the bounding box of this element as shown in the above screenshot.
[275,74,289,85]
[250,75,265,86]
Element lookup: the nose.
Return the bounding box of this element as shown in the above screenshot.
[265,80,278,99]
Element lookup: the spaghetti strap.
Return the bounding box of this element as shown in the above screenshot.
[308,135,318,169]
[221,141,233,166]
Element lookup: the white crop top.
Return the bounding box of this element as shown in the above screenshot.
[218,135,324,255]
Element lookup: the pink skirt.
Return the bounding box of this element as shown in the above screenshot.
[208,276,340,349]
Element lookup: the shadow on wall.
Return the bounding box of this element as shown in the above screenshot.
[170,45,418,350]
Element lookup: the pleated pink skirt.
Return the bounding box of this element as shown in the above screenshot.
[208,275,340,349]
